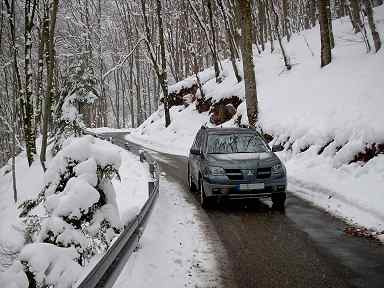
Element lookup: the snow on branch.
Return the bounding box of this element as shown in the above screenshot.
[102,38,145,80]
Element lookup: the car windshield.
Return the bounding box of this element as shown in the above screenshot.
[207,133,269,154]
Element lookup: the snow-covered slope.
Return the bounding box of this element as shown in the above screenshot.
[127,6,384,232]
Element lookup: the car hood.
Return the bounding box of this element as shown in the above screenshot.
[206,152,280,169]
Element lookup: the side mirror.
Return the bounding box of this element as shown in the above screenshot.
[190,148,198,155]
[272,144,284,152]
[190,148,203,156]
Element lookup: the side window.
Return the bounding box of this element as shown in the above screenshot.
[199,131,206,153]
[192,130,201,150]
[195,131,202,151]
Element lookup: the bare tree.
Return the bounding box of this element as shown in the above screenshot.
[40,0,59,171]
[237,0,258,127]
[319,0,332,67]
[349,0,363,33]
[187,0,221,82]
[363,0,381,52]
[270,0,292,70]
[140,0,171,127]
[23,0,38,166]
[156,0,171,127]
[217,0,241,83]
[282,0,291,41]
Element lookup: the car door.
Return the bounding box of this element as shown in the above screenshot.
[189,130,202,183]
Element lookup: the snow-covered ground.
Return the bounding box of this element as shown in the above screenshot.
[0,137,150,286]
[113,174,222,288]
[127,6,384,232]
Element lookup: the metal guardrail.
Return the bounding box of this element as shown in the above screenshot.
[77,130,160,288]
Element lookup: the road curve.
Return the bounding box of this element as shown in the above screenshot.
[106,132,384,288]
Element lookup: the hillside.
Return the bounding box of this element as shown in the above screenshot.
[127,5,384,233]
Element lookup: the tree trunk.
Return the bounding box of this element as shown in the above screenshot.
[140,0,170,127]
[23,0,37,166]
[271,1,291,70]
[5,66,17,202]
[128,60,135,128]
[238,0,258,127]
[135,43,143,126]
[4,0,24,170]
[207,0,221,82]
[36,21,45,132]
[336,0,346,17]
[350,0,363,33]
[282,0,291,41]
[265,1,274,53]
[363,0,381,52]
[146,67,152,116]
[319,0,332,67]
[187,0,221,82]
[309,0,317,27]
[326,0,335,48]
[258,0,266,51]
[217,0,241,83]
[156,0,171,127]
[40,0,59,171]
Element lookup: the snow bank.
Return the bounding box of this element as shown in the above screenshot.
[0,149,45,271]
[113,149,150,224]
[127,6,384,231]
[168,66,216,95]
[0,261,28,288]
[127,104,209,156]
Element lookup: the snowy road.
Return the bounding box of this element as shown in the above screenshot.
[107,132,384,288]
[113,173,231,288]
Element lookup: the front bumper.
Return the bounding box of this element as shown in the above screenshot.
[203,178,286,199]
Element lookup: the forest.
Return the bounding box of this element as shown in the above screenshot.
[0,0,382,170]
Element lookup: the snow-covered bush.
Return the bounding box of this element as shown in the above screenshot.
[20,243,82,288]
[18,136,122,286]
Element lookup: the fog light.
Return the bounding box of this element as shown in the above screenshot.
[277,185,286,191]
[212,188,220,194]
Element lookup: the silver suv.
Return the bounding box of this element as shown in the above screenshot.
[188,127,287,209]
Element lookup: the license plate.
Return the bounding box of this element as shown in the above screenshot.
[239,183,264,190]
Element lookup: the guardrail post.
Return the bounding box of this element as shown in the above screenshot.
[149,163,155,175]
[139,150,145,162]
[148,181,154,197]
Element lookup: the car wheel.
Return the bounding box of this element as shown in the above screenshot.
[188,167,196,192]
[199,178,211,209]
[272,193,286,211]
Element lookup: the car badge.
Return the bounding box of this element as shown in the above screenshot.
[248,170,253,176]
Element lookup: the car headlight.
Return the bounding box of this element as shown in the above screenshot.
[271,163,284,176]
[204,166,225,176]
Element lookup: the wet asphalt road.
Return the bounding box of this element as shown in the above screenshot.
[103,132,384,288]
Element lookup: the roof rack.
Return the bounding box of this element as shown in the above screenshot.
[238,124,255,129]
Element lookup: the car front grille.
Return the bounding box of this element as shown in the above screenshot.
[225,169,243,180]
[224,168,272,180]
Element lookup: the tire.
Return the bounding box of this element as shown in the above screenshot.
[188,166,197,192]
[199,177,212,209]
[272,193,286,211]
